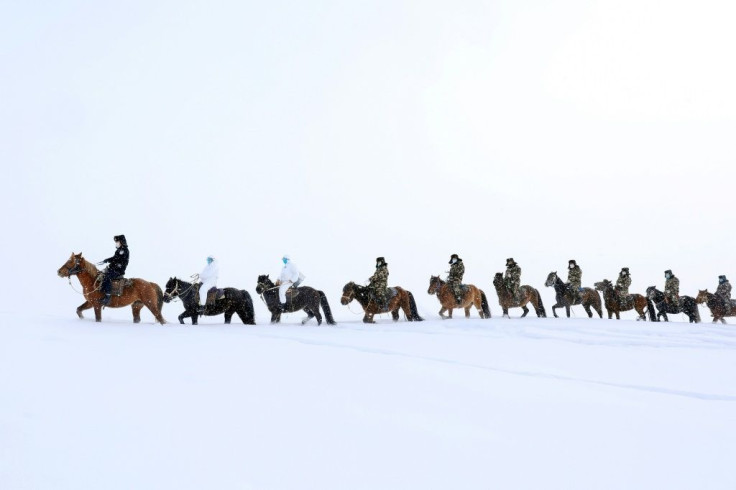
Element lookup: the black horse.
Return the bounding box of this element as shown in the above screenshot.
[255,275,336,325]
[544,271,603,318]
[646,287,700,323]
[163,277,255,325]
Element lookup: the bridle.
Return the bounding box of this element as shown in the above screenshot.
[163,278,197,302]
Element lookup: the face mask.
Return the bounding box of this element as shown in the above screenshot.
[451,258,457,264]
[569,264,574,269]
[115,241,121,248]
[283,258,288,264]
[666,273,671,279]
[207,257,213,264]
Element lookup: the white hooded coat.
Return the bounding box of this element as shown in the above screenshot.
[279,259,302,304]
[199,257,219,304]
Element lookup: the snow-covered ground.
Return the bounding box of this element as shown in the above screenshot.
[2,309,735,490]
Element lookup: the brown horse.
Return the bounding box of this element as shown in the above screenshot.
[695,290,736,324]
[492,273,546,318]
[594,280,652,321]
[341,282,423,323]
[427,276,491,319]
[57,253,166,324]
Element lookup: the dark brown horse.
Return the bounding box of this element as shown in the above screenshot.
[57,253,166,324]
[695,290,736,324]
[544,271,602,318]
[341,282,423,323]
[492,273,546,318]
[594,280,652,321]
[427,276,491,319]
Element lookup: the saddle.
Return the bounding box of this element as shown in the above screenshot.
[204,287,227,303]
[111,278,134,296]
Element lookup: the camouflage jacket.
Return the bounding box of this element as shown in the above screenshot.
[716,281,732,300]
[447,261,464,285]
[664,276,679,300]
[615,273,631,295]
[369,265,389,293]
[567,265,582,289]
[505,264,521,290]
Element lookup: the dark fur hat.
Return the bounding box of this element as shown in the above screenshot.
[664,269,673,276]
[621,267,629,274]
[719,275,728,283]
[569,259,577,266]
[114,235,127,246]
[376,257,387,267]
[506,258,516,267]
[449,253,461,264]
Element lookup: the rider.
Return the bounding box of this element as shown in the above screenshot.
[98,234,129,306]
[504,258,521,302]
[716,275,732,313]
[369,257,389,309]
[447,253,465,304]
[567,259,582,300]
[197,255,219,313]
[615,267,631,299]
[663,269,679,307]
[278,254,303,311]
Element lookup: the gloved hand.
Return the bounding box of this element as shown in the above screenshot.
[97,261,106,266]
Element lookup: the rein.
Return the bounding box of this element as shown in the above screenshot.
[164,279,198,303]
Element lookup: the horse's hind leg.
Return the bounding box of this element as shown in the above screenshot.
[77,301,92,319]
[521,305,529,318]
[391,310,400,321]
[465,306,471,318]
[565,305,571,318]
[583,304,592,318]
[132,301,144,323]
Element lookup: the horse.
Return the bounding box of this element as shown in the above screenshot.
[256,275,336,325]
[646,287,700,323]
[544,271,602,318]
[593,280,653,321]
[57,253,166,324]
[427,276,491,319]
[341,282,424,323]
[695,290,736,324]
[492,273,546,318]
[163,277,255,325]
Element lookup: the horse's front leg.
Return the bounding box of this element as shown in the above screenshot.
[363,312,375,324]
[521,305,529,318]
[94,306,102,322]
[77,301,92,319]
[551,303,559,318]
[565,305,571,318]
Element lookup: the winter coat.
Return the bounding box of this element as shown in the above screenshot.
[447,260,465,285]
[279,261,301,285]
[369,265,389,295]
[199,259,219,286]
[664,275,679,302]
[102,245,129,277]
[616,273,631,295]
[716,281,732,301]
[568,265,582,290]
[504,264,521,292]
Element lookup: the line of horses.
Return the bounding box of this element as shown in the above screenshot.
[58,253,733,325]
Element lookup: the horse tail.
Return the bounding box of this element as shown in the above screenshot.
[242,290,256,325]
[319,291,337,325]
[480,290,491,319]
[535,288,546,317]
[694,300,701,323]
[646,298,658,322]
[155,283,164,314]
[407,291,424,321]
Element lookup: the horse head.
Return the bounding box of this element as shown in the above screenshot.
[427,275,442,295]
[341,282,356,305]
[695,289,710,304]
[255,274,273,294]
[544,272,558,287]
[593,280,611,292]
[163,277,180,303]
[646,286,658,300]
[57,252,85,278]
[492,273,504,287]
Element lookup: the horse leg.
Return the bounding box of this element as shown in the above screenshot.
[391,310,400,321]
[521,305,529,318]
[363,312,375,324]
[77,301,92,319]
[132,301,143,323]
[178,312,187,324]
[503,307,509,318]
[224,310,233,324]
[94,306,102,322]
[583,303,592,318]
[314,304,323,326]
[565,305,571,318]
[551,303,559,318]
[465,306,471,318]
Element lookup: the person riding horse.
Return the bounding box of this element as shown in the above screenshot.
[197,255,219,313]
[97,234,129,306]
[504,258,521,302]
[447,253,465,304]
[277,254,304,311]
[716,275,732,314]
[369,257,389,308]
[615,267,631,300]
[567,259,582,302]
[664,269,679,307]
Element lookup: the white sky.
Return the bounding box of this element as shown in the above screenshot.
[2,0,735,315]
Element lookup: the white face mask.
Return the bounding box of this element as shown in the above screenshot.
[569,264,574,269]
[115,241,121,248]
[451,258,457,264]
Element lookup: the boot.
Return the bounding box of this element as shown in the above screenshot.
[101,294,111,306]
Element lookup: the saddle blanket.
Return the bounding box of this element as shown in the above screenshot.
[204,287,227,302]
[110,278,134,296]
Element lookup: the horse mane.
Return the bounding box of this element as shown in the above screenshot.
[81,256,98,276]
